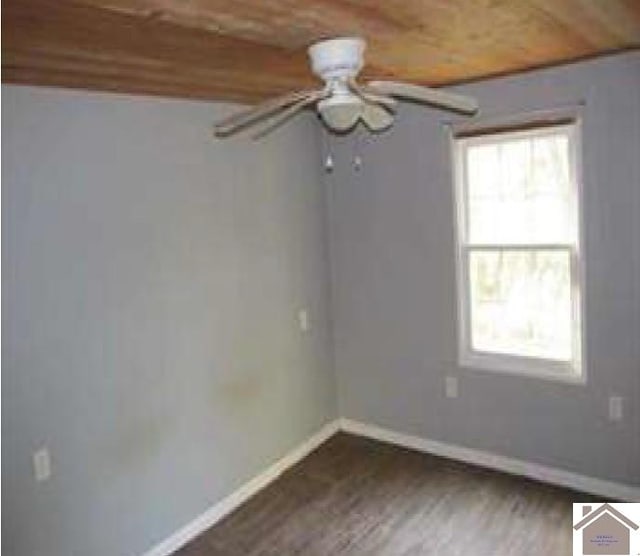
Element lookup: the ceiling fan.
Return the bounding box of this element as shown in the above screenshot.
[214,37,478,139]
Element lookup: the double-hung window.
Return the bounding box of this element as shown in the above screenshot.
[453,121,584,382]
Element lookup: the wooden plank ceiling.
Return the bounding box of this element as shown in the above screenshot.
[3,0,640,103]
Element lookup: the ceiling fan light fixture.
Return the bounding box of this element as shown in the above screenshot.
[318,94,363,132]
[214,37,478,138]
[361,103,394,131]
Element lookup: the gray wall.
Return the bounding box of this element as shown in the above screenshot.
[2,85,336,556]
[326,52,640,486]
[3,50,639,556]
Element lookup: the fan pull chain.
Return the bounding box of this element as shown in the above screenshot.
[321,127,334,173]
[325,154,334,172]
[352,130,363,172]
[353,155,362,171]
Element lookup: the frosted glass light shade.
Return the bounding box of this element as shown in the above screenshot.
[361,103,394,131]
[318,95,363,131]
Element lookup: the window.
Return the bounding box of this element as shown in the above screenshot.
[453,121,584,381]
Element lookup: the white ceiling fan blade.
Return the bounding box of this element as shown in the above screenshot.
[252,90,327,139]
[361,103,394,132]
[214,90,321,137]
[366,80,478,114]
[348,79,396,111]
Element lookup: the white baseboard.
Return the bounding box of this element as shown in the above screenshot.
[142,419,341,556]
[340,418,640,502]
[142,416,638,556]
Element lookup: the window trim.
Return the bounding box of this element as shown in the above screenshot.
[451,120,586,384]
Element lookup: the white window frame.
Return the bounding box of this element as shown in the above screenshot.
[452,121,586,384]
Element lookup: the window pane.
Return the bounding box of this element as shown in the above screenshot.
[469,249,572,361]
[466,132,573,244]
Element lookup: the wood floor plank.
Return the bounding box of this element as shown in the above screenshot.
[175,432,600,555]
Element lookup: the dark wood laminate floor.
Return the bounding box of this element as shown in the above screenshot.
[176,432,599,556]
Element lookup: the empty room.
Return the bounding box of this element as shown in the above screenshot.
[2,1,640,555]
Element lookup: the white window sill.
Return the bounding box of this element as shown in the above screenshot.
[459,351,586,385]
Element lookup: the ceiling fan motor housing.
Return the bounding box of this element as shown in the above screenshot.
[308,37,365,81]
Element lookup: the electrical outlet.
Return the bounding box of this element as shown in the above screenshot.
[445,376,458,399]
[33,448,51,482]
[609,396,623,422]
[298,309,310,332]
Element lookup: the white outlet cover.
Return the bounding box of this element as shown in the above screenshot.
[33,448,51,482]
[445,376,458,399]
[298,309,310,332]
[609,396,623,422]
